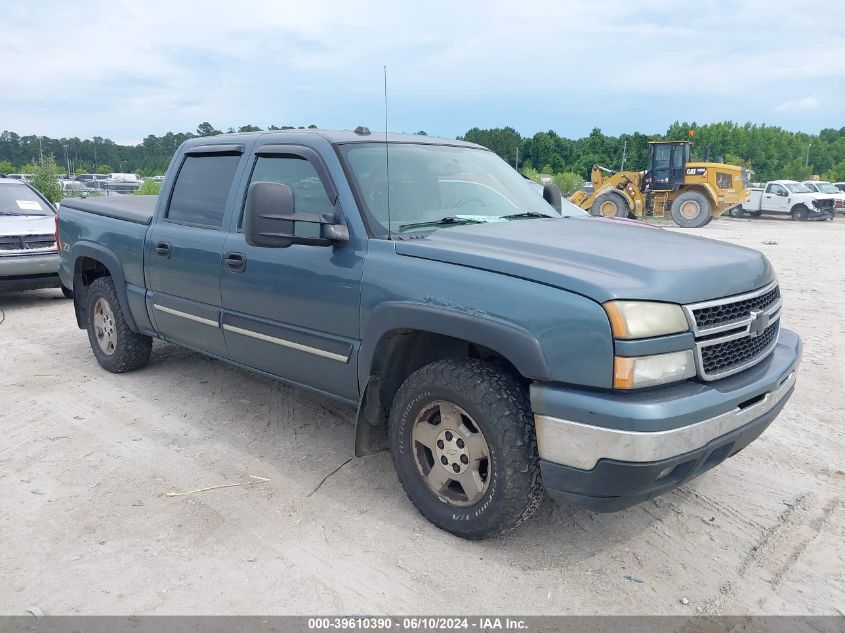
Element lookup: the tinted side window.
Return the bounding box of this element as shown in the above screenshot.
[239,155,333,227]
[167,154,240,227]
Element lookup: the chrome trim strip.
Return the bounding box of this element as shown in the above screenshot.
[683,280,780,337]
[222,324,349,363]
[153,304,219,328]
[535,370,796,470]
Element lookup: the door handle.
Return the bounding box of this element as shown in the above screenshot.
[155,241,171,258]
[224,251,246,273]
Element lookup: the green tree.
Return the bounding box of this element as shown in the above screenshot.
[823,160,845,182]
[134,179,162,195]
[553,171,583,196]
[29,155,63,203]
[0,159,14,174]
[196,122,221,136]
[781,157,812,181]
[97,164,112,174]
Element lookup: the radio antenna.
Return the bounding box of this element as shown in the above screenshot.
[384,65,392,240]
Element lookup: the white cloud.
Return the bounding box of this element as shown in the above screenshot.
[3,0,844,141]
[775,95,820,112]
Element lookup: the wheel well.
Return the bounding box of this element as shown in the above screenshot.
[72,256,112,328]
[354,329,524,456]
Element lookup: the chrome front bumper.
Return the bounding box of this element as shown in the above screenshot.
[536,369,796,471]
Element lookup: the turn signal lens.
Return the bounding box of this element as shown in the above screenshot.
[614,350,696,389]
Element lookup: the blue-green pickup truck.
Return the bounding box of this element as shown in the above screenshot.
[57,129,801,539]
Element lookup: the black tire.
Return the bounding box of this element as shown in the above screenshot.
[590,192,629,218]
[85,276,152,373]
[670,190,712,228]
[728,206,744,218]
[791,205,809,221]
[389,359,543,540]
[61,285,74,299]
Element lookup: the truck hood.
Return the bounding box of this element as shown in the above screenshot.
[0,214,56,237]
[394,216,775,304]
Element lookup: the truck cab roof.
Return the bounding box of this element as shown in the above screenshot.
[181,128,484,149]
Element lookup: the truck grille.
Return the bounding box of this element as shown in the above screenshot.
[0,234,57,253]
[684,281,781,381]
[692,285,780,330]
[700,321,780,377]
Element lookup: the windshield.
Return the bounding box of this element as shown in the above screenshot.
[786,183,812,193]
[338,142,585,235]
[817,183,839,194]
[0,184,53,216]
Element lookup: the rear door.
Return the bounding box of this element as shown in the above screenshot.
[145,144,245,356]
[219,144,364,402]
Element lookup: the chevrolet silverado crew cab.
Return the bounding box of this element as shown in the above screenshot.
[739,180,835,221]
[57,129,801,539]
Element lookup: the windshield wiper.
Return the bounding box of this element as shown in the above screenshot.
[499,211,554,220]
[397,216,488,232]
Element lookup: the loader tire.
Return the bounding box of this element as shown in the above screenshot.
[590,192,629,218]
[670,190,712,228]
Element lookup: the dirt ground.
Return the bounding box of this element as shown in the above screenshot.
[0,217,843,616]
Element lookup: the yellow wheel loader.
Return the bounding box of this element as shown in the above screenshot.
[569,141,749,228]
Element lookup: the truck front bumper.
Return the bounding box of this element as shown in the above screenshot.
[531,328,801,512]
[0,252,61,291]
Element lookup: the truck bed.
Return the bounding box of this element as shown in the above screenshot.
[59,195,157,225]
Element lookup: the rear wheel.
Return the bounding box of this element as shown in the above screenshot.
[670,190,712,228]
[791,205,809,221]
[590,192,629,218]
[389,359,543,540]
[85,277,152,373]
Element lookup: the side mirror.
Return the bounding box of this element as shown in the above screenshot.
[243,181,349,248]
[542,183,562,213]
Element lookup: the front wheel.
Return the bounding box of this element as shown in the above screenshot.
[791,206,809,221]
[389,359,544,540]
[590,192,629,218]
[670,190,712,228]
[85,276,152,373]
[61,285,74,299]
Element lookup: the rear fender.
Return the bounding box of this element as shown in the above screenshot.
[70,241,139,332]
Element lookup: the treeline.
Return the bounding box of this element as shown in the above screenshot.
[460,122,845,182]
[2,120,844,182]
[0,122,319,177]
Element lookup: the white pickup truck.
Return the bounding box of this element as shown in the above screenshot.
[737,180,835,221]
[801,181,845,214]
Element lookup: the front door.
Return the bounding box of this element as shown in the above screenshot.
[220,145,364,402]
[762,183,789,213]
[145,147,244,356]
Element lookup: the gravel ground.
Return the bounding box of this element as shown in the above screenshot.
[0,217,842,616]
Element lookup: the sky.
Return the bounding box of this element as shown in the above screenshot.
[3,0,844,144]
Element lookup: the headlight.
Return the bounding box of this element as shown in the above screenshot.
[604,300,689,339]
[614,350,696,389]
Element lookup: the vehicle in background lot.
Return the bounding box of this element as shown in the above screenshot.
[5,173,34,183]
[0,178,71,296]
[75,174,111,185]
[106,172,142,183]
[57,129,801,539]
[738,180,835,221]
[801,181,845,213]
[568,140,749,227]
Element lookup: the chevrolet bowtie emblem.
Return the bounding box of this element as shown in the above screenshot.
[748,310,769,337]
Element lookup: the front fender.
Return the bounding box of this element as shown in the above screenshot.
[358,301,552,393]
